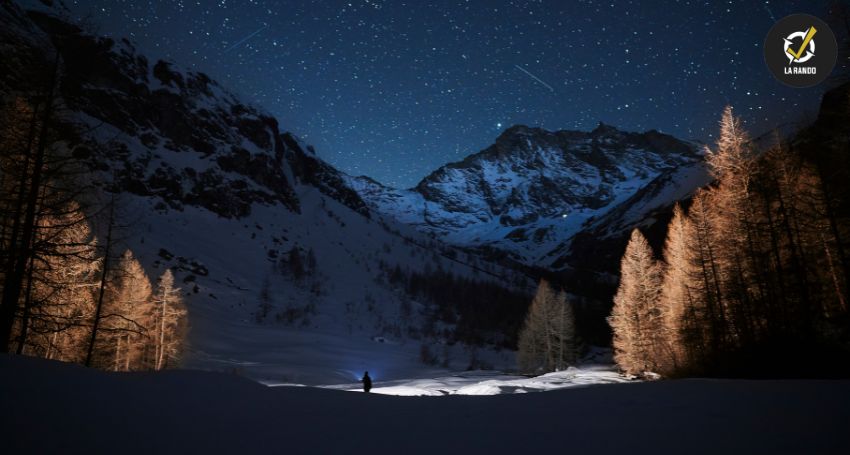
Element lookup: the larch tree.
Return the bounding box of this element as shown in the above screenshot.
[704,106,761,349]
[706,106,753,183]
[85,192,117,367]
[0,55,62,352]
[153,269,187,370]
[1,90,98,358]
[610,228,663,376]
[686,189,728,361]
[103,249,153,371]
[657,203,692,374]
[548,289,577,371]
[517,280,551,373]
[23,203,100,362]
[517,279,577,373]
[1,53,96,354]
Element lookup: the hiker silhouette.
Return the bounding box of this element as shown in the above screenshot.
[362,371,372,393]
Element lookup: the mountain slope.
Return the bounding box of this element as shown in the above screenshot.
[0,3,532,383]
[548,160,711,271]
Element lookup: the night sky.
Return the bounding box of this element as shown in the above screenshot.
[46,0,845,187]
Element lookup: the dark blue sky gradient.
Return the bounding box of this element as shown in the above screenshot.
[50,0,847,187]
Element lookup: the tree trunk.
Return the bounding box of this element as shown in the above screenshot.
[822,233,847,313]
[0,55,59,352]
[157,293,167,370]
[14,253,36,355]
[85,193,115,367]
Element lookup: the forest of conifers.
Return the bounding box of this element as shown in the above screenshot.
[610,88,850,378]
[0,70,187,371]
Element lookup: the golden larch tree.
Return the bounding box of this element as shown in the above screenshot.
[153,269,188,370]
[610,229,663,375]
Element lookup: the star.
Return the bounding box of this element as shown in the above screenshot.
[63,0,825,188]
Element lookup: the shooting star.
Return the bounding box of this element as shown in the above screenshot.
[764,3,777,22]
[224,25,268,53]
[514,64,555,92]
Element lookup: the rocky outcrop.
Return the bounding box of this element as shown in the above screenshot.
[283,134,370,217]
[3,9,302,218]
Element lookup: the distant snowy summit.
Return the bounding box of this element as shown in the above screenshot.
[349,123,708,267]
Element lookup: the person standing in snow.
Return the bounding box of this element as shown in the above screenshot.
[362,371,372,393]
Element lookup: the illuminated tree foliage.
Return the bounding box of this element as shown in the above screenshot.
[17,203,100,362]
[153,269,187,370]
[611,106,850,377]
[609,229,663,376]
[1,88,188,371]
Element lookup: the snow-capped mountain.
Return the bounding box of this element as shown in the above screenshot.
[1,3,533,383]
[350,123,708,268]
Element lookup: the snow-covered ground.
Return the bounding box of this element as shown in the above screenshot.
[3,354,849,454]
[313,364,629,396]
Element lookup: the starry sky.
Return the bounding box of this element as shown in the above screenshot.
[49,0,847,187]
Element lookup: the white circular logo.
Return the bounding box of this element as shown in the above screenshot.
[783,27,816,64]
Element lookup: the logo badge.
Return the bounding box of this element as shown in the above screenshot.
[765,14,837,87]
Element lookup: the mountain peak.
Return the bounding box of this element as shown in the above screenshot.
[590,121,621,137]
[498,124,535,136]
[493,124,546,145]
